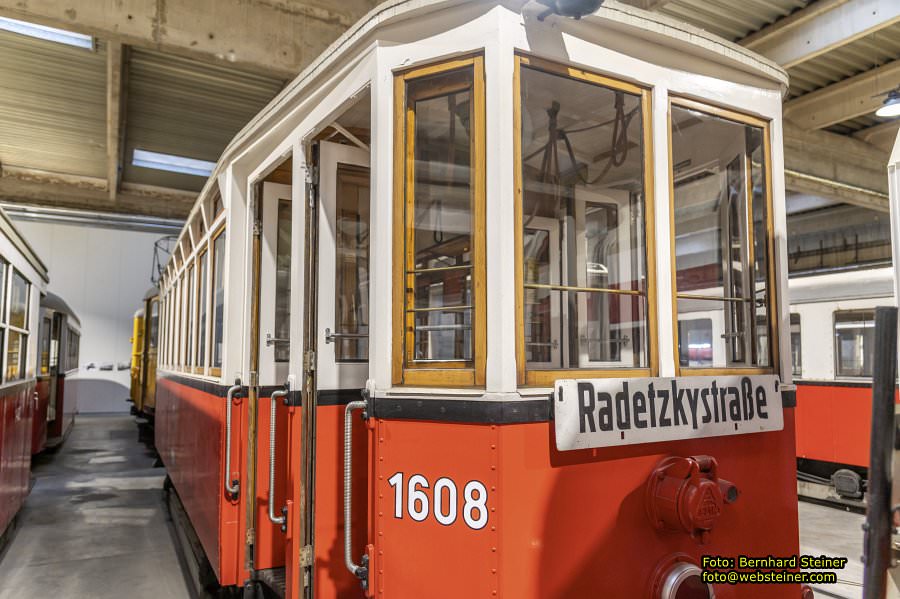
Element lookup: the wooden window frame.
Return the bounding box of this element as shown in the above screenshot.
[209,225,226,378]
[668,96,778,377]
[193,247,209,375]
[392,54,487,387]
[3,268,29,382]
[513,54,658,387]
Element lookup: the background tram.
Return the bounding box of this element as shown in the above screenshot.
[152,1,801,598]
[789,267,896,503]
[129,287,160,421]
[0,205,48,544]
[33,292,80,453]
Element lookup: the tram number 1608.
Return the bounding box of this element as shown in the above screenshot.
[387,472,489,530]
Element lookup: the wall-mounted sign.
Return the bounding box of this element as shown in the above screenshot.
[554,375,784,450]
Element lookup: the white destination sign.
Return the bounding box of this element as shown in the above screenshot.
[554,375,784,450]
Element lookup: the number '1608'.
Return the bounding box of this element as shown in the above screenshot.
[387,472,489,530]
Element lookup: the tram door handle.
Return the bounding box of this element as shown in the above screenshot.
[267,386,289,532]
[224,381,242,499]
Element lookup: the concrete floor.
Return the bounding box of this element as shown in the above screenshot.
[0,414,190,599]
[0,414,871,598]
[799,500,865,599]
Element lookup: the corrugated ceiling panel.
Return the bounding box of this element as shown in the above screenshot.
[0,30,107,177]
[787,22,900,99]
[123,48,284,192]
[658,0,808,42]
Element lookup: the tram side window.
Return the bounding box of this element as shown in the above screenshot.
[834,310,874,378]
[196,252,208,370]
[394,56,485,386]
[186,263,195,368]
[211,230,226,373]
[66,329,80,371]
[516,57,652,385]
[275,200,291,363]
[6,269,29,381]
[335,165,370,362]
[671,102,773,370]
[149,299,159,350]
[790,313,801,377]
[40,316,51,375]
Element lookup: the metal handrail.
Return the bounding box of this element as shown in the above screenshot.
[224,381,241,498]
[325,328,369,344]
[344,400,368,579]
[268,388,289,530]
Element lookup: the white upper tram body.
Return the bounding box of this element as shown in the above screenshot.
[157,0,792,400]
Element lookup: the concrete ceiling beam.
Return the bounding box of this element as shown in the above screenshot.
[0,0,379,79]
[740,0,900,68]
[783,121,889,211]
[783,59,900,130]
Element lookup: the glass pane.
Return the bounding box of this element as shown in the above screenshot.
[672,105,771,367]
[790,313,801,377]
[197,254,207,367]
[149,300,159,349]
[834,311,874,378]
[519,65,648,369]
[413,309,472,362]
[40,317,51,374]
[0,261,6,324]
[9,270,28,329]
[6,330,22,380]
[413,269,470,310]
[186,265,194,367]
[275,200,292,363]
[212,233,226,369]
[335,164,370,362]
[678,318,713,368]
[407,66,475,363]
[677,297,757,368]
[524,289,646,369]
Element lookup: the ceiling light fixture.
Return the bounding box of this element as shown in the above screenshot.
[536,0,604,21]
[875,86,900,118]
[0,17,93,49]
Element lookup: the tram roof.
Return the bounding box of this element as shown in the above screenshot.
[41,291,81,326]
[169,0,789,262]
[0,205,48,284]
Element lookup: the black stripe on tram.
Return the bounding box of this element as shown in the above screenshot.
[371,397,552,424]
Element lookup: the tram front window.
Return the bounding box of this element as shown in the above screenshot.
[395,55,486,386]
[517,57,651,384]
[671,102,772,370]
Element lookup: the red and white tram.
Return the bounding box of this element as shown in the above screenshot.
[0,206,48,544]
[155,1,802,597]
[788,267,895,503]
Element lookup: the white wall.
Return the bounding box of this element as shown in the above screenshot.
[13,219,164,413]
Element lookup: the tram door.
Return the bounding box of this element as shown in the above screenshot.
[314,140,370,596]
[255,180,293,571]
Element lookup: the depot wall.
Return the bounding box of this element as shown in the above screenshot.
[13,219,162,413]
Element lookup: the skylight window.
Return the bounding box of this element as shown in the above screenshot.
[132,149,216,178]
[0,17,93,49]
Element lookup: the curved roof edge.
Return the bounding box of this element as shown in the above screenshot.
[173,0,790,256]
[41,291,81,326]
[0,206,48,284]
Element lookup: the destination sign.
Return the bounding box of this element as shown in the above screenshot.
[554,375,784,450]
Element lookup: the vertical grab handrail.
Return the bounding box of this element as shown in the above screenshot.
[268,387,289,530]
[344,400,368,580]
[224,381,242,498]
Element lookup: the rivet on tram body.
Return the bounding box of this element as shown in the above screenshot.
[491,466,496,471]
[491,444,496,449]
[379,475,383,480]
[491,526,496,531]
[379,512,383,516]
[491,486,496,491]
[491,507,496,512]
[492,547,497,552]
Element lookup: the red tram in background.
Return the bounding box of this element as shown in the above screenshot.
[789,267,897,503]
[151,1,805,597]
[32,292,80,454]
[0,206,48,544]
